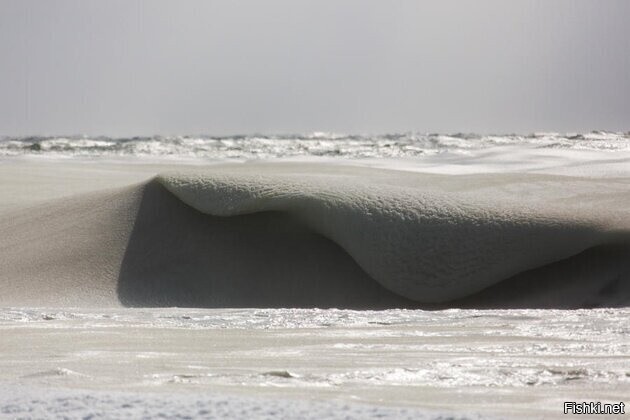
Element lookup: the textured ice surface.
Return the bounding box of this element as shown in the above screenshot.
[3,161,629,308]
[158,164,630,303]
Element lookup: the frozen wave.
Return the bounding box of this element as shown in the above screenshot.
[1,162,629,308]
[158,164,630,304]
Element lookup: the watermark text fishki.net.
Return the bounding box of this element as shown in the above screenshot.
[564,402,625,415]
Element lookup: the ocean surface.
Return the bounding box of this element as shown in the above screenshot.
[1,307,628,419]
[2,131,629,160]
[1,131,629,418]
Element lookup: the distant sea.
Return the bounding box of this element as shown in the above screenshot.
[1,131,629,160]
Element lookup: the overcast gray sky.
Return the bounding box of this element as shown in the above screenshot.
[0,0,628,136]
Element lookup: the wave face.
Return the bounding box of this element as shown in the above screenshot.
[116,180,417,309]
[0,162,630,309]
[0,162,629,308]
[156,164,630,305]
[2,132,630,159]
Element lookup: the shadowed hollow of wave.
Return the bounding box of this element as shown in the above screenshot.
[116,181,630,309]
[117,181,418,309]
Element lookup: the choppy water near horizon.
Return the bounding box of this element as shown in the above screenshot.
[1,131,629,160]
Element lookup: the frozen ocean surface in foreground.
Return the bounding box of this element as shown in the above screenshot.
[0,385,486,420]
[0,308,628,419]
